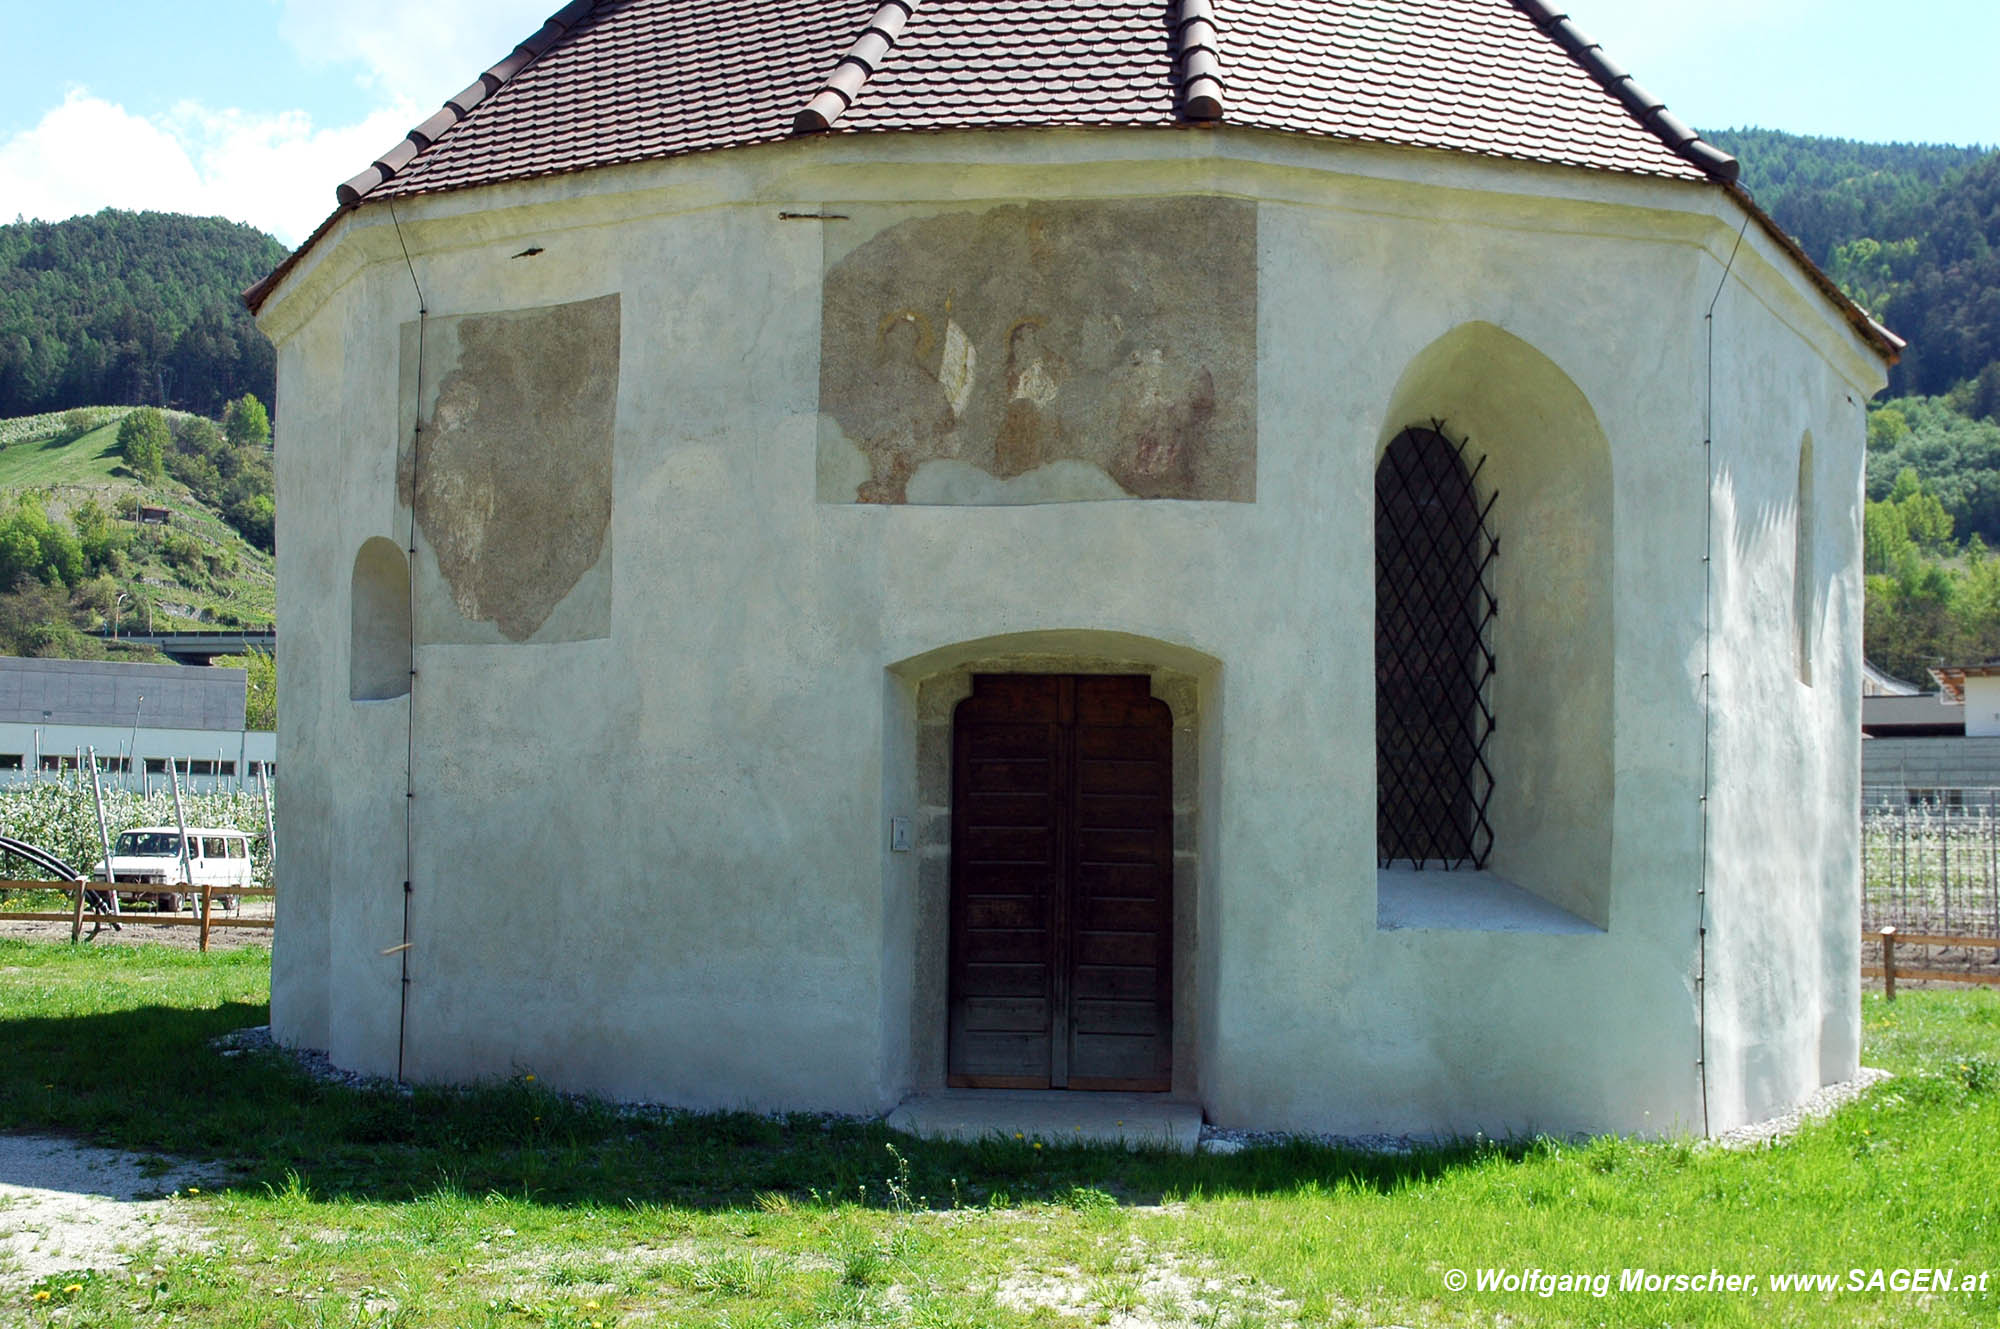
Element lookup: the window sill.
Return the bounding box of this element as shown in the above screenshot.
[1376,866,1602,935]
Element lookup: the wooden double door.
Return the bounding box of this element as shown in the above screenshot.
[947,674,1174,1091]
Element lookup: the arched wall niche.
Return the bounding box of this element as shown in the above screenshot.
[350,537,412,702]
[884,630,1221,1100]
[1374,322,1615,928]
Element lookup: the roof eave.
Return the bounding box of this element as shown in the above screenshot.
[1725,181,1903,367]
[242,203,354,316]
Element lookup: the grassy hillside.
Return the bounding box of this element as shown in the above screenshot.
[0,406,273,638]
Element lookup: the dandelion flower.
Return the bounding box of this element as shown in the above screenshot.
[186,1187,200,1195]
[524,1074,536,1082]
[33,1290,50,1301]
[1033,1142,1043,1150]
[62,1283,81,1294]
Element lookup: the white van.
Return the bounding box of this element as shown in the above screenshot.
[92,827,256,912]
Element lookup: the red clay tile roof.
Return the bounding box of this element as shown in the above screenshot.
[246,0,1901,362]
[347,0,1731,207]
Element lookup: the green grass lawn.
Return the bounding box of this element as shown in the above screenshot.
[0,422,133,491]
[1,940,1996,1327]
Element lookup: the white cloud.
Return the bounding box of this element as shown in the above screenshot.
[278,0,556,105]
[0,90,420,245]
[0,93,207,224]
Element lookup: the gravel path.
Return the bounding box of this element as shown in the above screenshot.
[0,1134,219,1291]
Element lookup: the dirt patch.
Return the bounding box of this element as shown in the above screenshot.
[0,1134,219,1290]
[996,1239,1305,1329]
[0,895,273,952]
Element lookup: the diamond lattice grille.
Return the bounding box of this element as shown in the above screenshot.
[1375,424,1497,869]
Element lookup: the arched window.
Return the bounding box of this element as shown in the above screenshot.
[1794,433,1815,686]
[1375,425,1497,868]
[350,537,411,701]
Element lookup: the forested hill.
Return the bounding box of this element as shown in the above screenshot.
[0,211,285,420]
[1713,129,2000,683]
[1707,129,1989,267]
[1707,129,2000,403]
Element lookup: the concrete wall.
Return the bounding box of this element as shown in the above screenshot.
[1864,736,2000,792]
[258,128,1886,1135]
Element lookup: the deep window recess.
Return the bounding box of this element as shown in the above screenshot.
[1375,423,1498,869]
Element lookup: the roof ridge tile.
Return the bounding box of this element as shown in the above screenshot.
[1508,0,1738,182]
[794,0,920,135]
[1175,0,1224,122]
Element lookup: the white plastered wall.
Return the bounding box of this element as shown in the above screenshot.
[1702,249,1878,1126]
[260,128,1886,1132]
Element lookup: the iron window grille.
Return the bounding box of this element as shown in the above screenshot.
[1375,422,1498,869]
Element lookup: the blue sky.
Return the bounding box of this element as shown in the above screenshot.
[2,0,1995,246]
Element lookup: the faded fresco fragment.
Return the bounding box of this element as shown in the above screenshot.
[398,294,618,643]
[819,198,1256,504]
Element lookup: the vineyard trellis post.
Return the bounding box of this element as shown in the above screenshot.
[1899,797,1909,921]
[1943,808,1952,935]
[86,747,118,923]
[258,763,275,876]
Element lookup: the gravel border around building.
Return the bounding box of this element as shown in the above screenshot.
[217,1025,1892,1155]
[1195,1070,1894,1156]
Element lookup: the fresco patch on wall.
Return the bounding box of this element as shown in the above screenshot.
[398,294,618,643]
[818,198,1256,505]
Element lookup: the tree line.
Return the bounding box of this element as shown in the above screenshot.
[1710,129,2000,402]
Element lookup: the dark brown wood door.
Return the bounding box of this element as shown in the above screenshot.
[948,674,1173,1092]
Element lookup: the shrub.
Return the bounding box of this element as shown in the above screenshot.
[223,394,270,450]
[117,408,169,482]
[159,531,230,582]
[58,407,99,443]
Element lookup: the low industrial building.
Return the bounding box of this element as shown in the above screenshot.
[0,657,274,793]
